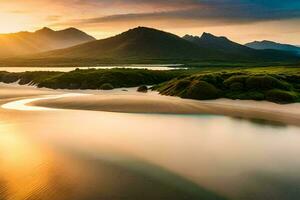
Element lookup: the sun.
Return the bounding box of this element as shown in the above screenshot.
[0,18,23,34]
[0,12,35,34]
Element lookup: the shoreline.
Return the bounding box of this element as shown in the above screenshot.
[1,83,300,126]
[29,90,300,126]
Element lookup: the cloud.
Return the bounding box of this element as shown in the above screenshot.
[1,0,300,44]
[4,0,300,27]
[55,0,300,27]
[8,10,30,14]
[46,15,62,22]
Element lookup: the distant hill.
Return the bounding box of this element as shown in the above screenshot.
[245,40,300,55]
[0,27,96,58]
[183,33,254,57]
[183,32,254,51]
[1,27,299,66]
[183,33,299,62]
[35,27,221,61]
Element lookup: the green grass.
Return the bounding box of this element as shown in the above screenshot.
[0,68,187,89]
[137,85,148,92]
[0,66,299,103]
[155,66,300,103]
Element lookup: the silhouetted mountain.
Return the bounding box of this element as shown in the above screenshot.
[183,33,252,55]
[183,33,299,61]
[37,27,220,61]
[0,27,96,58]
[2,27,299,66]
[245,40,300,54]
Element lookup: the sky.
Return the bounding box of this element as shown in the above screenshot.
[0,0,300,44]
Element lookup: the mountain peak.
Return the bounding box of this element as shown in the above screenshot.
[126,26,164,34]
[183,34,199,40]
[132,26,154,31]
[62,27,82,33]
[65,27,78,30]
[36,27,54,33]
[201,32,215,38]
[200,32,229,41]
[245,40,300,53]
[255,40,275,44]
[117,26,179,41]
[59,27,96,40]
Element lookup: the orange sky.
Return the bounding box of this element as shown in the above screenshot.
[0,0,300,45]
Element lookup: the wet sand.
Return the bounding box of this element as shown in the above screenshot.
[28,88,300,126]
[2,84,300,199]
[1,83,300,126]
[0,83,59,102]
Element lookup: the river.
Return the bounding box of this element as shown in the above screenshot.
[1,85,300,200]
[0,64,184,73]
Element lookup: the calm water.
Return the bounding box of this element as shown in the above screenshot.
[0,64,184,72]
[1,95,300,199]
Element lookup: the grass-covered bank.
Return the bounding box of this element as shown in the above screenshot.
[0,66,299,103]
[154,67,300,103]
[0,68,186,89]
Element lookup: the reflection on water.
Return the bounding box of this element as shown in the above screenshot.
[1,101,300,199]
[231,116,288,128]
[0,64,184,73]
[0,116,224,200]
[0,123,55,200]
[1,93,87,111]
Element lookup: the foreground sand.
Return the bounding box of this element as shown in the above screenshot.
[0,83,59,103]
[1,83,300,126]
[28,88,300,126]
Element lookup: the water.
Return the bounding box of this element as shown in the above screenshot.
[0,64,184,72]
[1,92,300,199]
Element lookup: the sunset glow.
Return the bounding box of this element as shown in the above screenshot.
[0,0,300,44]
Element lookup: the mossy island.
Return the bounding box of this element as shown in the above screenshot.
[0,66,300,104]
[137,85,148,93]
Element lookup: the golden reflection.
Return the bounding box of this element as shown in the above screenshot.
[1,93,86,111]
[0,123,51,199]
[1,85,300,199]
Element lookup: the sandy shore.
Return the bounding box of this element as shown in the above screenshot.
[1,83,300,126]
[0,83,60,104]
[28,89,300,126]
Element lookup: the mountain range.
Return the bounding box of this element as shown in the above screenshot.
[182,33,297,62]
[0,26,299,66]
[245,40,300,55]
[35,27,219,61]
[0,27,96,58]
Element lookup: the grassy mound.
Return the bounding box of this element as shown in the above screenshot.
[99,83,114,90]
[155,70,300,103]
[137,85,148,92]
[29,68,184,89]
[265,89,299,103]
[245,75,290,90]
[182,81,219,100]
[0,72,20,83]
[0,68,184,90]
